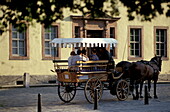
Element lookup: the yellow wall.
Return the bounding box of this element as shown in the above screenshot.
[115,3,170,75]
[0,9,75,76]
[0,23,53,75]
[0,3,170,77]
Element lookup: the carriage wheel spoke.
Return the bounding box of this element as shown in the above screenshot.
[85,77,103,103]
[116,80,129,101]
[58,82,76,103]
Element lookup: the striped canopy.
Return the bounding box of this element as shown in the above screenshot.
[50,38,118,48]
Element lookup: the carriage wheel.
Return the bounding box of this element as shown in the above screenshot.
[116,79,129,101]
[84,77,103,104]
[58,82,76,103]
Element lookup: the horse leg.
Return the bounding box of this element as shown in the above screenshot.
[148,80,152,98]
[154,79,158,99]
[139,81,144,98]
[135,84,139,100]
[130,80,136,100]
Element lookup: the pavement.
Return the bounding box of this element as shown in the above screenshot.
[0,83,170,112]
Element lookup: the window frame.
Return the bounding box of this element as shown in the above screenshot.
[128,26,144,60]
[42,23,60,60]
[109,27,117,58]
[154,26,169,60]
[74,26,81,38]
[9,24,29,60]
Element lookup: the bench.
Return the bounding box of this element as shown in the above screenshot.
[53,60,110,73]
[53,60,113,82]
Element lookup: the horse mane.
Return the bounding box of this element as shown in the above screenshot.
[138,60,149,65]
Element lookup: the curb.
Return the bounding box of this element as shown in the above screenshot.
[1,82,170,89]
[157,81,170,84]
[0,84,58,89]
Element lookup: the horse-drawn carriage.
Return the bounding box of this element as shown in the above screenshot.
[51,38,130,103]
[51,38,163,103]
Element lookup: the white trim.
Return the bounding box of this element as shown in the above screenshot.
[50,38,118,48]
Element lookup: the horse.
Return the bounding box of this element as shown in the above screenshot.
[128,56,162,100]
[115,60,147,99]
[115,61,142,97]
[115,61,132,79]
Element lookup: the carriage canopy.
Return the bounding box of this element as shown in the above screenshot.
[50,38,118,48]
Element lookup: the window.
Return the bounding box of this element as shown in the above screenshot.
[9,25,29,59]
[110,27,115,57]
[42,25,59,59]
[155,27,168,57]
[75,26,80,38]
[110,27,115,38]
[129,27,143,59]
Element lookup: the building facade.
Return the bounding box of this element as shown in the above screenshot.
[0,3,170,86]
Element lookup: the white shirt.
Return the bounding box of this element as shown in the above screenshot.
[71,55,89,66]
[68,56,74,67]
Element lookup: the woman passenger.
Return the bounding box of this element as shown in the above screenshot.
[68,51,76,69]
[89,49,99,61]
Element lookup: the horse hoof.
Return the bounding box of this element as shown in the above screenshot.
[136,96,139,100]
[133,96,139,100]
[133,98,138,100]
[154,96,158,99]
[133,96,137,100]
[148,96,152,98]
[140,96,144,98]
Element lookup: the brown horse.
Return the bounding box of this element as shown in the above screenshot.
[115,61,132,79]
[115,60,149,98]
[129,56,162,100]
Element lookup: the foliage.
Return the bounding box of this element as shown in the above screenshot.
[0,0,169,34]
[120,0,170,21]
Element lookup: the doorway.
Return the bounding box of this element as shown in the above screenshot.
[86,30,104,56]
[87,30,103,38]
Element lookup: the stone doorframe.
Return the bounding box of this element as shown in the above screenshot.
[71,15,120,39]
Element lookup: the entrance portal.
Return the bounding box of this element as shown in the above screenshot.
[87,30,103,38]
[86,30,104,56]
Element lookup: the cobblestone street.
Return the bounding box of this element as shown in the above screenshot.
[0,84,170,112]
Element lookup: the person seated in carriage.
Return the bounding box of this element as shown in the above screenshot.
[89,49,99,61]
[82,49,89,61]
[97,47,115,70]
[68,49,89,71]
[68,51,76,68]
[88,49,99,71]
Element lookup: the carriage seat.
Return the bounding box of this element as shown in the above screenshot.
[76,60,109,73]
[53,60,110,74]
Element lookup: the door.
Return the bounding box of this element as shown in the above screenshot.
[87,30,103,38]
[86,30,104,56]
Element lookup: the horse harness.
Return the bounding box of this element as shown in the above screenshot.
[139,60,159,75]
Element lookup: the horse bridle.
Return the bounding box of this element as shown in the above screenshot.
[149,58,161,73]
[152,58,159,66]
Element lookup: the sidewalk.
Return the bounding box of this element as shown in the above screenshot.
[0,84,58,89]
[0,84,170,112]
[1,80,170,89]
